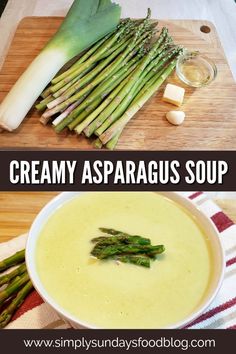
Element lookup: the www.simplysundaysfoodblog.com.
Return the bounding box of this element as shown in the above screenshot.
[23,336,216,351]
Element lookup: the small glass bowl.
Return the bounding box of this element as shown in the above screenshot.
[176,51,217,88]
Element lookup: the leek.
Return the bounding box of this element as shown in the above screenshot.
[0,0,121,131]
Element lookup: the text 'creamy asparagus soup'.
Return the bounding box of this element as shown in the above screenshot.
[28,192,224,328]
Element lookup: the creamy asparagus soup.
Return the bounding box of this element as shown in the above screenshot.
[36,192,213,328]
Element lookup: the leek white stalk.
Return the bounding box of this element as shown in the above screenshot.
[0,0,121,131]
[0,51,66,131]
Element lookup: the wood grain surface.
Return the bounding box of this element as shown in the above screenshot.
[0,192,236,244]
[0,17,235,150]
[0,192,58,242]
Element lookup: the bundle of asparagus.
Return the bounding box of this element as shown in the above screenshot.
[0,250,33,328]
[36,10,183,149]
[90,228,165,268]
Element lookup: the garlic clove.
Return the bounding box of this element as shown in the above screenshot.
[166,111,185,126]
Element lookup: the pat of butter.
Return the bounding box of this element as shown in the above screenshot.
[163,84,185,107]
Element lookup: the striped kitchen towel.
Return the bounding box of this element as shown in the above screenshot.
[1,192,236,329]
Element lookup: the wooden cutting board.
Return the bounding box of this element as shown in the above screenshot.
[0,17,235,150]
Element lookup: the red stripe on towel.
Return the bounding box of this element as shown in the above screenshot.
[211,212,234,233]
[228,325,236,329]
[189,192,203,200]
[184,297,236,328]
[12,290,44,321]
[226,257,236,267]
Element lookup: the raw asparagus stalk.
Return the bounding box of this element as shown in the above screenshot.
[131,47,181,105]
[51,30,116,86]
[0,273,29,305]
[68,51,145,127]
[99,20,157,62]
[67,59,141,130]
[87,33,170,137]
[56,23,137,92]
[105,129,123,150]
[99,58,179,144]
[52,75,87,99]
[41,63,96,100]
[35,95,54,111]
[94,138,103,149]
[51,18,137,87]
[98,29,135,60]
[50,63,97,96]
[0,281,33,328]
[46,36,134,111]
[0,263,27,287]
[70,97,104,128]
[51,19,131,87]
[75,52,144,134]
[55,56,141,132]
[95,35,172,136]
[0,250,25,272]
[104,64,157,149]
[95,76,143,136]
[75,75,131,135]
[101,47,181,145]
[44,27,153,119]
[46,47,128,113]
[51,91,93,127]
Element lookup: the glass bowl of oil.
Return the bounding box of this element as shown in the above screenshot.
[176,51,217,87]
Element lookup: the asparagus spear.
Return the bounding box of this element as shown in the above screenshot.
[92,235,151,246]
[51,23,134,90]
[51,19,133,86]
[40,32,115,98]
[94,34,172,136]
[67,59,141,130]
[101,67,166,150]
[35,94,55,111]
[0,250,25,272]
[43,14,153,114]
[42,18,152,99]
[47,35,134,111]
[44,19,154,119]
[0,263,27,287]
[55,56,141,132]
[85,36,171,138]
[94,138,104,149]
[51,88,94,127]
[106,130,122,150]
[99,57,180,144]
[99,227,133,236]
[103,47,181,149]
[132,47,181,105]
[45,40,132,113]
[50,62,97,96]
[50,30,116,86]
[116,255,150,268]
[0,281,33,328]
[93,244,165,259]
[0,273,29,306]
[40,62,97,103]
[75,73,131,135]
[80,46,178,139]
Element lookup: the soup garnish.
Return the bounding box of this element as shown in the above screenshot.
[90,228,165,268]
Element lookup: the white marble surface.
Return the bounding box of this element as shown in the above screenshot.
[0,0,236,80]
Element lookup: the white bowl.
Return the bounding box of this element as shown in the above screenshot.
[26,192,225,329]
